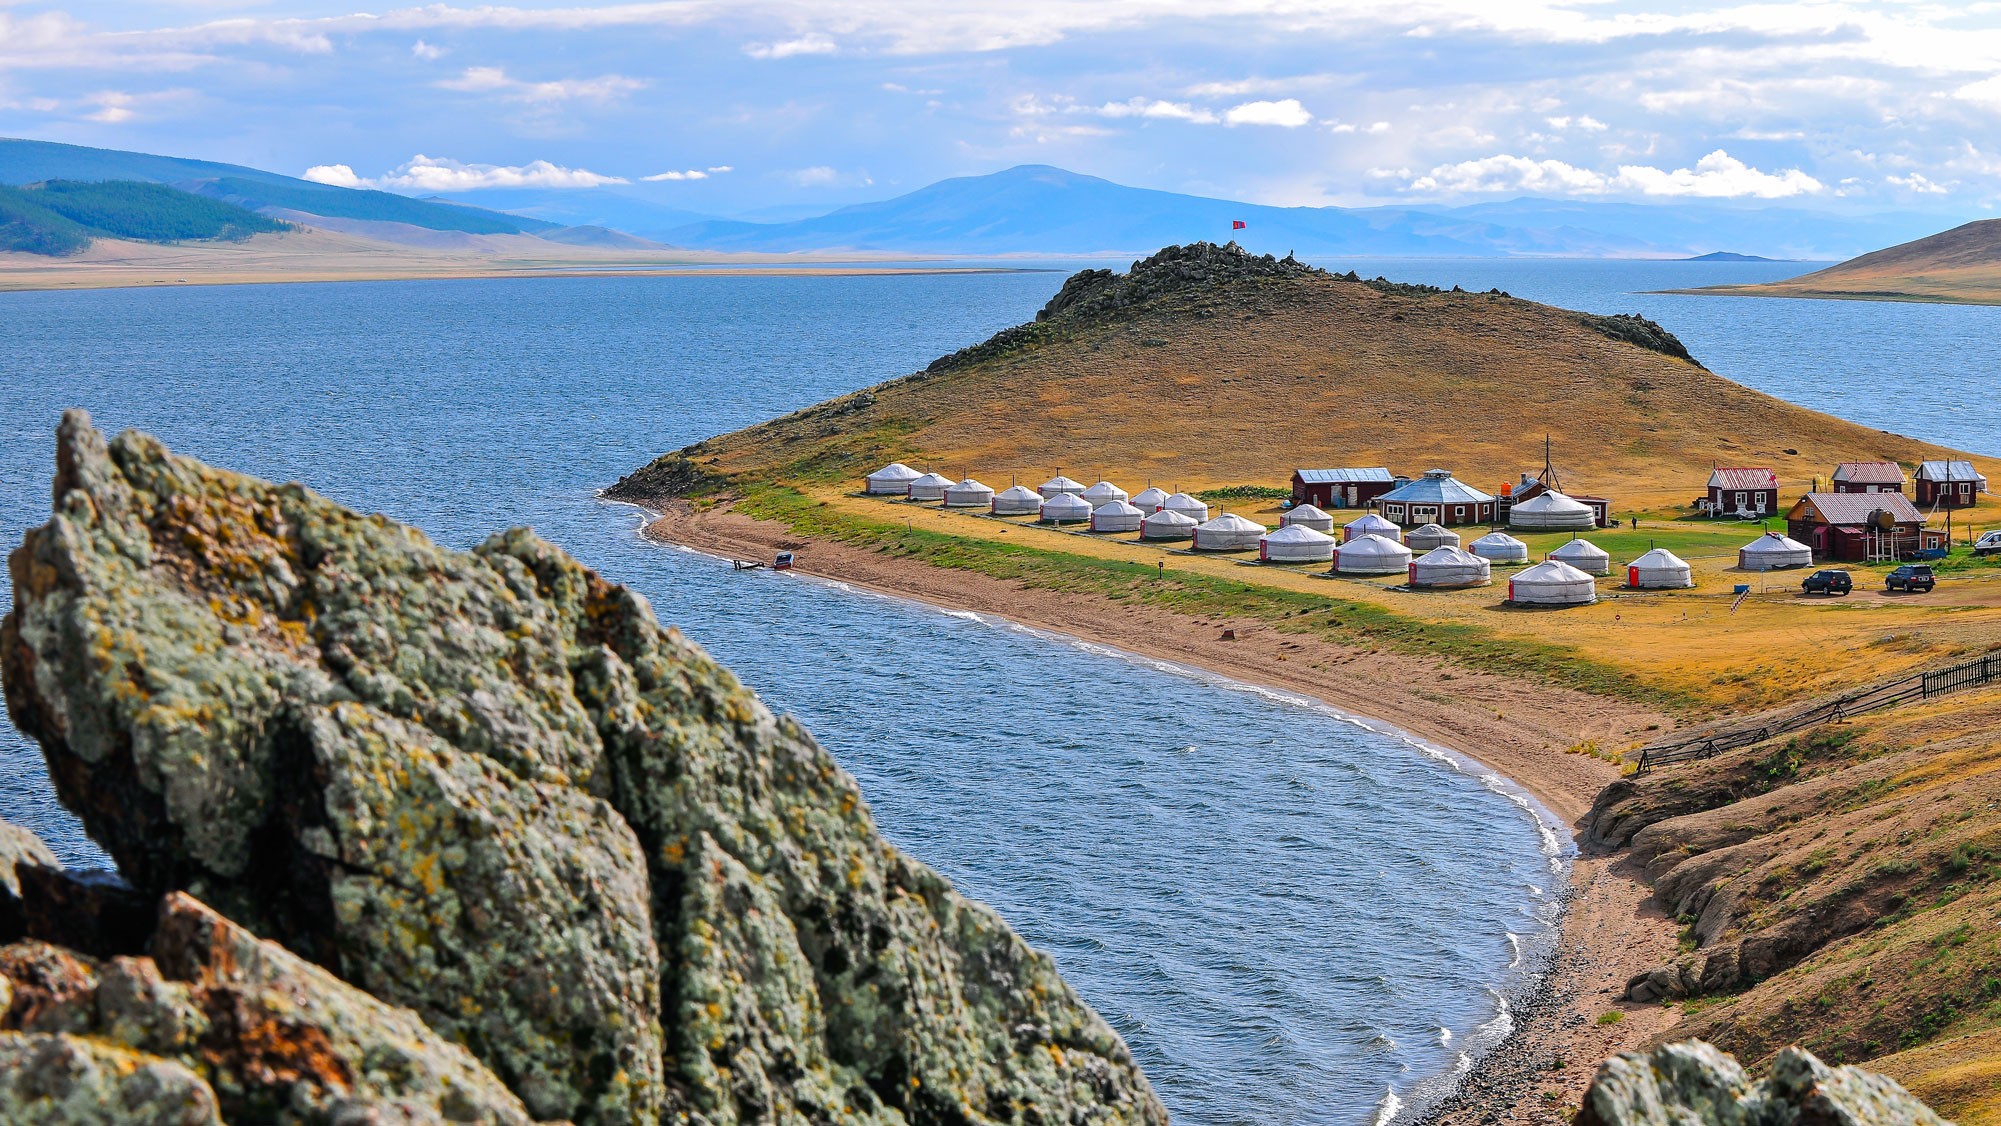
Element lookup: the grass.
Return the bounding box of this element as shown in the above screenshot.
[736,482,1697,709]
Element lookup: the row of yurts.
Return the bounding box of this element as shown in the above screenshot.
[864,464,1814,607]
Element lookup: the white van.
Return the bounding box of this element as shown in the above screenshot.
[1976,530,2001,556]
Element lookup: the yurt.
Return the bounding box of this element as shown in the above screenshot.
[1406,523,1461,553]
[1408,546,1491,589]
[1090,500,1145,533]
[1343,512,1403,543]
[1509,491,1597,531]
[1549,538,1611,575]
[1626,548,1694,589]
[943,478,995,508]
[1080,481,1129,509]
[1163,493,1210,523]
[864,462,922,495]
[1130,486,1170,514]
[1333,533,1414,575]
[905,472,953,502]
[1140,509,1198,541]
[1038,474,1087,499]
[1258,523,1336,563]
[1192,512,1267,552]
[1508,560,1598,607]
[991,484,1044,516]
[1738,532,1813,571]
[1039,493,1094,525]
[1469,531,1530,564]
[1280,504,1336,534]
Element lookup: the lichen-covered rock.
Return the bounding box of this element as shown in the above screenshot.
[0,1032,223,1125]
[1575,1039,1950,1125]
[0,890,538,1125]
[3,412,1165,1125]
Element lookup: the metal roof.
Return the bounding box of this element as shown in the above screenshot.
[1793,491,1923,525]
[1917,460,1986,481]
[1378,468,1496,506]
[1294,467,1394,484]
[1708,467,1778,490]
[1832,461,1905,484]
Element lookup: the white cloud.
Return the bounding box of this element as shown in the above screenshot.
[1223,98,1312,127]
[411,38,445,60]
[643,165,733,181]
[1409,149,1821,198]
[787,165,872,187]
[1096,97,1218,124]
[84,91,136,123]
[1886,172,1949,194]
[744,35,837,59]
[1545,114,1606,131]
[1330,119,1391,134]
[305,154,628,191]
[436,66,646,104]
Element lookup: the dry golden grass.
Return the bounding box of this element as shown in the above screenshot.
[1681,218,2001,305]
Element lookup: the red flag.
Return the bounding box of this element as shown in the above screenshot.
[1231,220,1247,230]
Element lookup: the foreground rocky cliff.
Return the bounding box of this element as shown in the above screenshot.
[0,411,1164,1125]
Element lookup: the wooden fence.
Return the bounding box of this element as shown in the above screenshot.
[1633,650,2001,774]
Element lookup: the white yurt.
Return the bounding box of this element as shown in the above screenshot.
[1280,504,1336,534]
[1080,481,1129,509]
[1469,531,1530,563]
[1140,509,1198,541]
[1406,523,1461,553]
[1509,491,1597,531]
[1130,486,1170,514]
[1163,493,1210,523]
[1508,559,1598,607]
[943,478,995,508]
[991,484,1044,516]
[1334,533,1414,575]
[1626,548,1694,590]
[1258,523,1336,563]
[1549,538,1611,575]
[1408,546,1491,589]
[1192,512,1267,552]
[1039,493,1094,524]
[1038,474,1087,499]
[1090,500,1145,533]
[905,472,953,502]
[1738,532,1813,571]
[864,462,922,495]
[1343,512,1403,543]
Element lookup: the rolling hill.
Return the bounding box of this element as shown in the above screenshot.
[0,180,286,255]
[1684,218,2001,304]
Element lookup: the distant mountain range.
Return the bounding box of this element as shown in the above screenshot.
[0,139,1969,262]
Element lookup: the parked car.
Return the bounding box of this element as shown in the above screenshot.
[1800,569,1853,596]
[1976,530,2001,556]
[1886,564,1937,593]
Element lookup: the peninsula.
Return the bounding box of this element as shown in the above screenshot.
[1674,217,2001,305]
[614,242,2001,1120]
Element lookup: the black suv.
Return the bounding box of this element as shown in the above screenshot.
[1800,569,1852,596]
[1886,564,1937,593]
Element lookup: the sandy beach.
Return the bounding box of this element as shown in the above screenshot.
[640,497,1687,1122]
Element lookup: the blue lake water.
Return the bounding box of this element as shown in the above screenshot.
[0,260,1993,1124]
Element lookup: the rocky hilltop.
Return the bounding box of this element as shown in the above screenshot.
[0,411,1165,1125]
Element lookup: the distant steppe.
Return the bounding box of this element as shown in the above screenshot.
[1672,216,2001,305]
[0,226,1024,292]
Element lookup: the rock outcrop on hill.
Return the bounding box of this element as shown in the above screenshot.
[1,411,1166,1125]
[1577,1040,1947,1125]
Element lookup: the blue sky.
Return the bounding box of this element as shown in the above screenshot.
[5,1,2001,215]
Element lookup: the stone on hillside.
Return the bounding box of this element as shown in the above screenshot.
[3,411,1164,1125]
[1575,1039,1949,1125]
[0,890,537,1126]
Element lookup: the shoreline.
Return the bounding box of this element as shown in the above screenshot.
[1652,285,2001,306]
[0,262,1042,295]
[627,496,1686,1122]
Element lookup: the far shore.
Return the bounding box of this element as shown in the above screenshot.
[633,496,1685,1124]
[1654,283,2001,306]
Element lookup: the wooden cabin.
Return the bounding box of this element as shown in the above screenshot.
[1704,467,1779,518]
[1786,491,1945,562]
[1378,469,1497,526]
[1290,467,1395,509]
[1915,460,1988,508]
[1830,461,1905,494]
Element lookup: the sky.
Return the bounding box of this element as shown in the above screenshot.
[5,0,2001,216]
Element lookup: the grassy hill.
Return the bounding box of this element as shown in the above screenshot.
[619,242,1970,513]
[0,181,286,256]
[1682,218,2001,305]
